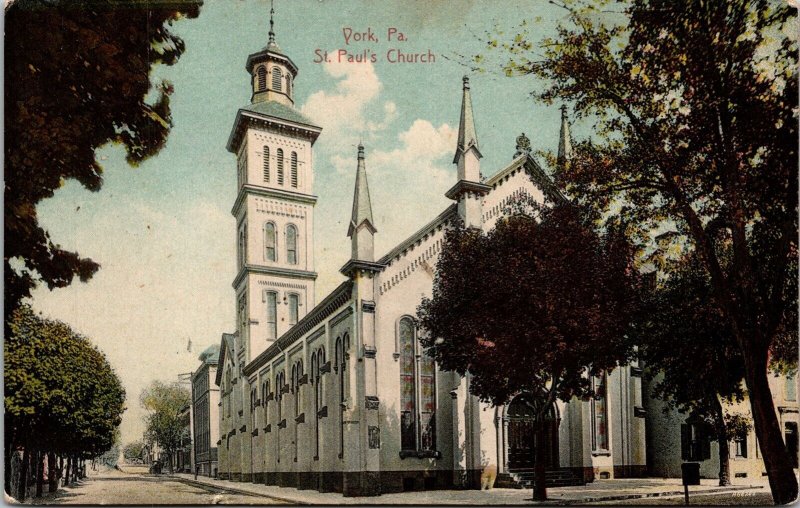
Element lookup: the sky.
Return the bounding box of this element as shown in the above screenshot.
[29,0,584,445]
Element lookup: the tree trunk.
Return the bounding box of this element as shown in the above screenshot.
[710,396,731,486]
[66,455,73,485]
[48,452,57,492]
[17,447,29,501]
[35,450,44,497]
[742,346,798,504]
[531,423,547,501]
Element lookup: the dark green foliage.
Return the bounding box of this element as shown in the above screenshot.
[476,0,797,501]
[4,0,202,314]
[5,305,126,463]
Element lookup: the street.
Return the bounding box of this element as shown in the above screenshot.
[32,468,286,505]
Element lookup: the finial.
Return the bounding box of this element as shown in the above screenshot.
[268,0,276,45]
[357,143,364,160]
[462,75,470,90]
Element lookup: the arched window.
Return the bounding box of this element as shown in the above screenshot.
[290,151,298,188]
[272,67,283,92]
[265,291,277,342]
[262,146,270,183]
[262,379,269,408]
[292,360,304,461]
[398,317,437,452]
[257,66,267,91]
[286,225,297,265]
[312,346,326,459]
[335,333,350,458]
[275,370,285,462]
[224,368,232,418]
[591,372,609,451]
[264,222,276,262]
[288,293,299,326]
[277,148,284,185]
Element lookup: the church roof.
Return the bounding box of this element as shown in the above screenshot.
[348,144,376,236]
[227,101,321,153]
[214,333,237,387]
[453,76,482,163]
[378,204,458,265]
[240,101,317,129]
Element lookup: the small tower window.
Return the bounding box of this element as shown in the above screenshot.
[264,222,277,262]
[286,224,297,265]
[262,146,270,183]
[290,152,298,188]
[286,74,292,97]
[277,148,284,185]
[272,67,283,92]
[288,293,299,326]
[257,66,267,92]
[265,291,277,341]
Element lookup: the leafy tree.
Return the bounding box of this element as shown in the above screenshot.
[140,381,190,474]
[417,204,637,500]
[4,0,202,315]
[476,0,797,501]
[4,305,125,500]
[122,440,146,463]
[635,255,749,485]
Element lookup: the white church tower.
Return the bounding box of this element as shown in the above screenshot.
[226,4,322,363]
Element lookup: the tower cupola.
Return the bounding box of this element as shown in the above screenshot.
[245,1,298,106]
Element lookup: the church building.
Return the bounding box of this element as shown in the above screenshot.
[214,11,647,496]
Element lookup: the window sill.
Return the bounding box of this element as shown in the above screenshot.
[591,450,611,457]
[399,450,441,459]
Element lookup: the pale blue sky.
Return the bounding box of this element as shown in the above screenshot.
[31,0,583,444]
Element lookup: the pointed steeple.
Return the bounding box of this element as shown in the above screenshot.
[347,144,377,262]
[557,104,573,168]
[453,76,482,164]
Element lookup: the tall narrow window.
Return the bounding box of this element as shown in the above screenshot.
[286,74,292,97]
[290,152,298,188]
[264,222,276,262]
[735,435,748,458]
[262,146,270,183]
[292,360,303,461]
[272,67,283,91]
[286,225,297,265]
[265,291,277,342]
[786,374,796,402]
[312,347,326,459]
[277,149,284,185]
[257,66,267,91]
[399,318,417,451]
[276,371,284,463]
[591,373,609,451]
[262,380,269,408]
[419,345,436,451]
[238,229,246,268]
[336,335,349,459]
[288,293,299,326]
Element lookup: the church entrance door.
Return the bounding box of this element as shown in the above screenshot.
[506,394,559,470]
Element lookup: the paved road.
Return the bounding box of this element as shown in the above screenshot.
[35,469,287,505]
[592,491,774,505]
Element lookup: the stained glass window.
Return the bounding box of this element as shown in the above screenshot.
[398,317,436,451]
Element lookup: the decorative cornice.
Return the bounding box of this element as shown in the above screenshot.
[232,265,318,290]
[231,185,317,217]
[243,280,354,376]
[339,259,386,278]
[227,109,322,154]
[377,204,457,266]
[445,179,492,201]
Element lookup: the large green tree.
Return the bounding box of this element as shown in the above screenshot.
[4,0,202,315]
[477,0,797,501]
[417,204,637,500]
[635,255,749,486]
[4,305,126,500]
[140,381,190,474]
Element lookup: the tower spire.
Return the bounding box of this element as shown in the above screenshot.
[348,143,376,261]
[557,104,573,168]
[453,76,482,164]
[268,0,277,47]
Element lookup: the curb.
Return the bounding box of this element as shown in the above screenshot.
[168,475,311,505]
[559,484,764,505]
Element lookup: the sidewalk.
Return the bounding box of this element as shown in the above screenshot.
[170,474,767,505]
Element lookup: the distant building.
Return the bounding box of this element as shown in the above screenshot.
[192,344,221,477]
[645,373,798,480]
[175,403,192,473]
